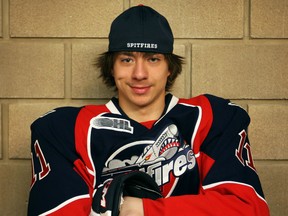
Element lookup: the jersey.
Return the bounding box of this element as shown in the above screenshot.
[27,94,270,215]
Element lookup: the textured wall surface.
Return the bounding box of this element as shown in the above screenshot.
[0,0,287,215]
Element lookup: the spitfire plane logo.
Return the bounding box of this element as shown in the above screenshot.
[101,124,197,197]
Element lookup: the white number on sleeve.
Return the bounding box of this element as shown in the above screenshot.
[235,130,256,172]
[31,140,51,188]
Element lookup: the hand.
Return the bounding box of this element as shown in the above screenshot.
[119,196,144,216]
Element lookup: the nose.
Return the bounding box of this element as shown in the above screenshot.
[132,59,148,80]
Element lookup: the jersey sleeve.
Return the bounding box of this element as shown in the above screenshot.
[142,95,270,216]
[27,107,93,216]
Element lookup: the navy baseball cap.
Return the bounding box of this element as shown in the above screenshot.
[108,5,174,53]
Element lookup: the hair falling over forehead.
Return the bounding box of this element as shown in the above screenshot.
[95,52,184,92]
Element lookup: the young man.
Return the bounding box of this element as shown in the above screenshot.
[28,5,270,216]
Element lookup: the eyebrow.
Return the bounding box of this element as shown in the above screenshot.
[117,52,160,58]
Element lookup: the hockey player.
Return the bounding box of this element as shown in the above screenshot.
[28,5,270,216]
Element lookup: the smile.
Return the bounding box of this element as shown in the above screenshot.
[131,86,150,94]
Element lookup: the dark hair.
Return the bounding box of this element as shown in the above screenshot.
[95,52,184,92]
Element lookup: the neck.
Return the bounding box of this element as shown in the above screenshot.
[119,98,166,123]
[127,106,164,122]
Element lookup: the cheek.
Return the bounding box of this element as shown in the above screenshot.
[153,69,170,83]
[113,70,127,88]
[114,73,126,83]
[113,64,130,80]
[112,68,124,80]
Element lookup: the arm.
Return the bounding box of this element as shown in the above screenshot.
[142,95,270,215]
[28,107,93,216]
[119,197,144,216]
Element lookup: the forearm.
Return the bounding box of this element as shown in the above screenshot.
[142,184,269,216]
[119,197,144,216]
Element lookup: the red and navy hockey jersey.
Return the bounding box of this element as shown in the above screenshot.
[28,94,270,215]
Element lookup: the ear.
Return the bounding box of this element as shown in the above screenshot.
[167,70,171,77]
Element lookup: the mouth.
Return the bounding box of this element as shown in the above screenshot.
[159,138,180,155]
[130,85,151,94]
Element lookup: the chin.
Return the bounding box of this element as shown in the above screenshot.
[131,97,151,107]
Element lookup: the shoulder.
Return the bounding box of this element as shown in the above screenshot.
[180,94,247,114]
[178,94,250,127]
[31,106,83,131]
[32,103,110,127]
[204,94,249,123]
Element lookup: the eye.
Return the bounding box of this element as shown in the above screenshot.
[121,58,133,63]
[146,54,163,63]
[149,57,159,62]
[120,57,133,64]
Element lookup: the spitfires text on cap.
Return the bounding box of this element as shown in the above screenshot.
[127,42,158,49]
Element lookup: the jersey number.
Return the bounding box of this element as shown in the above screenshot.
[31,140,51,187]
[235,130,256,172]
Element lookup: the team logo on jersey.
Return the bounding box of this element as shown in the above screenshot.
[101,124,197,197]
[90,116,133,134]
